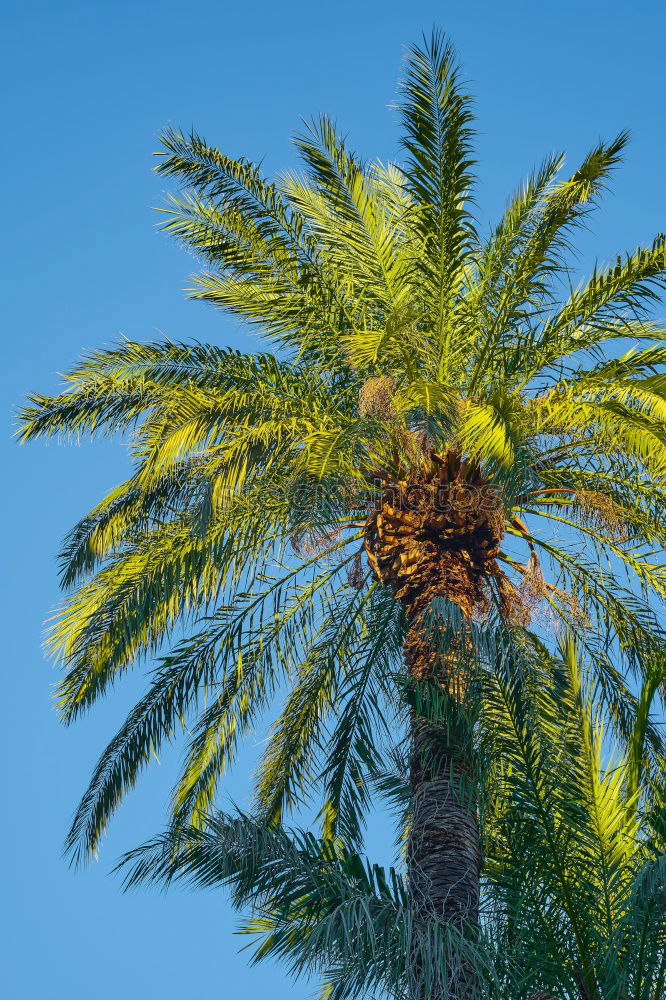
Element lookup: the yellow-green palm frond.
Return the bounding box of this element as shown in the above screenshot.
[398,32,477,344]
[64,550,371,862]
[483,636,666,1000]
[466,132,630,392]
[289,117,414,303]
[525,234,666,378]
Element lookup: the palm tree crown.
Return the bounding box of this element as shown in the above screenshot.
[19,31,666,887]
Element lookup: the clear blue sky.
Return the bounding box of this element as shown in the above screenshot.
[4,1,665,997]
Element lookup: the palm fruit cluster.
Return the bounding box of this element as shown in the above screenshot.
[364,451,505,623]
[358,375,398,419]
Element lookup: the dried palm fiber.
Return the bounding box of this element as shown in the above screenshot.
[550,586,590,631]
[519,549,547,608]
[506,548,554,629]
[493,548,547,628]
[496,572,531,627]
[346,552,365,590]
[575,489,628,542]
[290,525,341,557]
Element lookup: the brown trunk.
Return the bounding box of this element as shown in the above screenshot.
[408,717,480,928]
[405,619,482,1000]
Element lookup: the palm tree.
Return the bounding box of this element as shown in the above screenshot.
[19,29,666,998]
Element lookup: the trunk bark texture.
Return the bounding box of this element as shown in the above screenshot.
[405,620,482,1000]
[408,716,480,928]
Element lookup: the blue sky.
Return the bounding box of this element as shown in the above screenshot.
[4,1,666,996]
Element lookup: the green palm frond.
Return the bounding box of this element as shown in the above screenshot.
[118,811,503,1000]
[254,584,401,836]
[482,635,666,1000]
[399,32,476,347]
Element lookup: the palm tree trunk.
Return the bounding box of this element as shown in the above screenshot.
[405,624,482,999]
[408,715,480,926]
